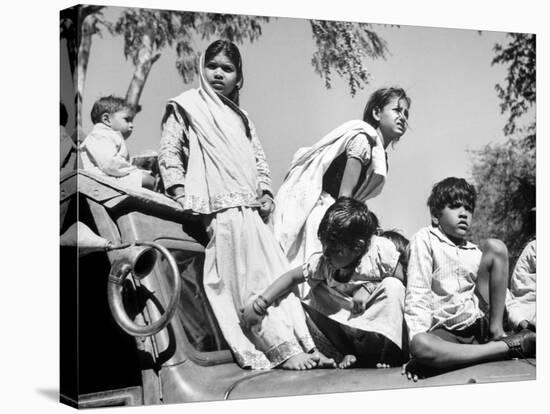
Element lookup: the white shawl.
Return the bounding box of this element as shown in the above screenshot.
[273,120,387,253]
[169,56,260,214]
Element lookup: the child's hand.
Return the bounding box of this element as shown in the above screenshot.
[257,194,274,222]
[351,286,370,314]
[239,301,265,330]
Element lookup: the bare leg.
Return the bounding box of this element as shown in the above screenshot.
[410,332,509,369]
[477,239,509,339]
[279,352,318,370]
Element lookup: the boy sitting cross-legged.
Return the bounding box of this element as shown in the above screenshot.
[403,177,535,380]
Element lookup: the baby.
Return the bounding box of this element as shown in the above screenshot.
[80,95,154,189]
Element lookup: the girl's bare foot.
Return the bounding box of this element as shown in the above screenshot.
[488,327,507,341]
[280,353,318,370]
[309,349,337,368]
[488,321,506,340]
[338,354,357,369]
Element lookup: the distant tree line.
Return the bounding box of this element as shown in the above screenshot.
[469,33,536,264]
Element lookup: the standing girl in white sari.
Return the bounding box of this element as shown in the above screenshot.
[158,40,333,370]
[273,87,412,287]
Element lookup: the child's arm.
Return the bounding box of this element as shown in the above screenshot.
[248,118,273,198]
[159,106,189,198]
[339,157,363,197]
[241,266,305,328]
[339,133,370,197]
[248,121,275,221]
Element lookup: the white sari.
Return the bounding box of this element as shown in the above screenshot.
[165,59,314,369]
[272,120,388,272]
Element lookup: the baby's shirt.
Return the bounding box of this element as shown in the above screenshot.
[80,123,142,188]
[303,235,400,298]
[405,226,483,341]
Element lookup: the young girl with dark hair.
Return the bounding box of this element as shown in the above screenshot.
[273,87,411,292]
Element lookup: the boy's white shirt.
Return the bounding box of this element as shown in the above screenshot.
[404,226,483,341]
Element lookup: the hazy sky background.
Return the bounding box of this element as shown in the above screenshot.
[62,6,514,239]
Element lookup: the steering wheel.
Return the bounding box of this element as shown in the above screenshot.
[107,241,181,337]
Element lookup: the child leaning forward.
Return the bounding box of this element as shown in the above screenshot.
[241,197,407,368]
[403,177,536,380]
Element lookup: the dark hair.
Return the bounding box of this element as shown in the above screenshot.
[60,102,68,127]
[368,210,380,235]
[427,177,477,219]
[363,86,411,142]
[318,197,378,253]
[204,40,243,104]
[90,95,133,124]
[380,229,409,268]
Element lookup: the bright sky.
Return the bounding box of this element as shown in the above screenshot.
[60,6,517,240]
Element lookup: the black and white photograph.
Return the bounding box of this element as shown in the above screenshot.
[4,0,547,413]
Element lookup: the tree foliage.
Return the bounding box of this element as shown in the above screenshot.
[60,5,107,79]
[60,6,109,135]
[469,33,536,264]
[492,33,536,136]
[62,7,392,122]
[112,10,270,109]
[469,133,535,263]
[310,20,388,97]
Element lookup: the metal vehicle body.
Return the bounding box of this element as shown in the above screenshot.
[60,171,536,408]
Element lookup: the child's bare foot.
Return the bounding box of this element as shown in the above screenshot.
[489,323,506,341]
[338,354,357,369]
[279,353,318,370]
[376,362,391,368]
[309,349,337,368]
[489,325,507,341]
